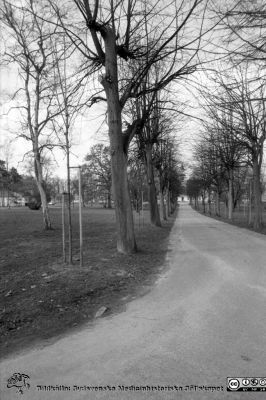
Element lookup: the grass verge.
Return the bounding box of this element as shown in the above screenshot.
[0,206,176,359]
[193,203,266,235]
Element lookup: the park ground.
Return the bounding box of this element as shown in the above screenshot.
[0,206,175,359]
[1,203,266,400]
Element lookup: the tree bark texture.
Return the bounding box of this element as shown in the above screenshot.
[102,28,136,254]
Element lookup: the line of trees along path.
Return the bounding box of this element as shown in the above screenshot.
[2,0,245,253]
[55,0,210,254]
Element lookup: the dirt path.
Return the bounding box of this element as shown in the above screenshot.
[1,204,266,399]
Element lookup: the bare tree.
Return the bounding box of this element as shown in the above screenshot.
[199,108,247,219]
[200,66,266,228]
[127,150,146,213]
[193,142,215,214]
[134,87,162,226]
[218,0,266,65]
[0,0,65,229]
[52,33,90,263]
[186,175,203,208]
[50,0,209,253]
[198,135,225,217]
[154,137,182,221]
[84,144,112,208]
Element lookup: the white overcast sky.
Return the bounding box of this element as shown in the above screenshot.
[0,0,240,180]
[0,62,109,178]
[0,62,200,179]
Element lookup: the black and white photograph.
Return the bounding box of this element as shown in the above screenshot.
[0,0,265,399]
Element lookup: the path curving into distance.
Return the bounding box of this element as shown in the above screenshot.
[1,203,266,399]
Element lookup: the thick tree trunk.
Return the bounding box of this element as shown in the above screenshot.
[252,159,262,230]
[145,145,161,227]
[102,28,136,254]
[34,155,52,230]
[111,148,136,253]
[31,71,52,230]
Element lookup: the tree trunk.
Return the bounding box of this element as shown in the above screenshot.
[34,155,52,230]
[111,148,136,253]
[228,170,233,220]
[145,145,161,227]
[207,190,211,215]
[252,158,262,230]
[66,135,72,264]
[202,192,206,213]
[159,191,167,221]
[102,28,136,254]
[163,194,167,219]
[248,178,252,226]
[7,182,10,207]
[166,185,170,217]
[215,190,221,217]
[159,176,167,221]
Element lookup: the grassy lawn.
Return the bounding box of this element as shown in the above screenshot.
[0,205,176,358]
[195,202,266,234]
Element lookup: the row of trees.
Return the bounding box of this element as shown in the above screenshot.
[3,0,264,250]
[76,141,183,225]
[1,0,209,254]
[187,66,266,230]
[187,0,266,230]
[0,139,183,217]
